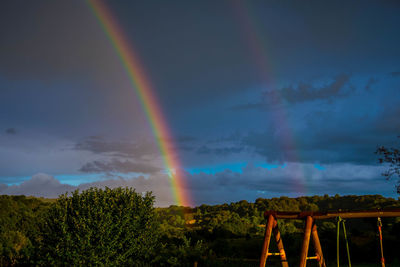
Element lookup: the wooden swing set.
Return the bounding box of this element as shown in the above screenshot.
[259,208,400,267]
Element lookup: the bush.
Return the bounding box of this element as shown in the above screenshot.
[37,187,158,266]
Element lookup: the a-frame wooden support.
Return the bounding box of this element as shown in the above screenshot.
[260,214,326,267]
[299,216,326,267]
[259,214,289,267]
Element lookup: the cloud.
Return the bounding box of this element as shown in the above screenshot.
[373,104,400,135]
[74,136,199,174]
[1,162,396,206]
[76,174,175,207]
[0,173,75,198]
[231,74,353,111]
[236,82,400,165]
[0,183,7,192]
[241,125,390,165]
[162,135,198,152]
[0,133,98,178]
[175,135,198,143]
[0,172,174,206]
[186,162,397,204]
[270,74,352,104]
[74,136,159,159]
[365,77,378,91]
[390,71,400,77]
[5,128,17,135]
[79,159,161,174]
[0,1,121,81]
[196,145,244,156]
[230,102,265,111]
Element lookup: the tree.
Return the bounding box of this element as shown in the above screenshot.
[0,195,49,265]
[37,187,158,266]
[376,137,400,194]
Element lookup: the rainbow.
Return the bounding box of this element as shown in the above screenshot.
[87,0,192,207]
[232,1,307,194]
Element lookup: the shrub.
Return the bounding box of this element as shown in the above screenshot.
[38,187,158,266]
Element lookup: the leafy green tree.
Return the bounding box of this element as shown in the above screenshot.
[376,137,400,193]
[0,230,30,266]
[37,187,158,266]
[0,195,49,266]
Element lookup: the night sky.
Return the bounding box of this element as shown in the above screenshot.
[1,0,400,206]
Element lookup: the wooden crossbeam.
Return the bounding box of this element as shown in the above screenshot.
[264,209,400,220]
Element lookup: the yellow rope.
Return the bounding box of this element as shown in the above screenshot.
[337,217,351,267]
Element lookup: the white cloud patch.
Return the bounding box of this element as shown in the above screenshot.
[0,172,175,207]
[0,173,75,198]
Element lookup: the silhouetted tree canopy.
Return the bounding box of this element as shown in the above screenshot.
[376,136,400,194]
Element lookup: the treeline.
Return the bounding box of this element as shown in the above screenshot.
[1,191,400,266]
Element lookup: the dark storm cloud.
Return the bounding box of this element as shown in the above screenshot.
[75,136,159,159]
[241,101,400,165]
[273,74,352,104]
[390,71,400,77]
[365,77,378,91]
[373,105,400,135]
[5,128,17,135]
[1,0,400,203]
[230,102,265,111]
[0,1,151,140]
[230,75,400,166]
[311,105,400,163]
[0,1,120,80]
[196,145,244,156]
[75,135,198,158]
[175,135,198,143]
[79,159,161,174]
[159,135,198,152]
[231,74,352,111]
[177,134,247,157]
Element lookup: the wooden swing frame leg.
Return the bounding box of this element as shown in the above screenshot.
[312,223,326,267]
[299,216,326,267]
[260,214,289,267]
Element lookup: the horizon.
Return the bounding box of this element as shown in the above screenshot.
[5,192,400,209]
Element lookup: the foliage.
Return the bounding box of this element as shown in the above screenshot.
[376,137,400,193]
[0,195,49,266]
[160,194,400,265]
[1,192,400,266]
[156,236,209,266]
[37,187,158,266]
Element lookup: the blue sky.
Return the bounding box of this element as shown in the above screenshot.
[0,0,399,206]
